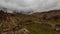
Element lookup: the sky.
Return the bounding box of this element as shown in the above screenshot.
[0,0,60,14]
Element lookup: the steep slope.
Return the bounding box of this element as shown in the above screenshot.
[0,10,60,34]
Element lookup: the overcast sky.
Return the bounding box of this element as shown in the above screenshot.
[0,0,60,14]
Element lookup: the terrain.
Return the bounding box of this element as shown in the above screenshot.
[0,10,60,34]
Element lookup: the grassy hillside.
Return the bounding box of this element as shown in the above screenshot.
[0,10,60,34]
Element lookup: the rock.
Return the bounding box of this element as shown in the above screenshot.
[55,25,60,31]
[15,28,30,34]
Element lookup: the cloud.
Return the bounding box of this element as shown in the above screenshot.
[0,0,60,14]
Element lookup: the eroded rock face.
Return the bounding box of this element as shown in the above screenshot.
[31,10,60,21]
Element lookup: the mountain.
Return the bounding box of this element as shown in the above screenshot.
[0,10,60,34]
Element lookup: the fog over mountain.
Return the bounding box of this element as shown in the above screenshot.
[0,0,60,14]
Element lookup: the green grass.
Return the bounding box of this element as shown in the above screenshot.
[24,20,60,34]
[1,12,60,34]
[1,17,60,34]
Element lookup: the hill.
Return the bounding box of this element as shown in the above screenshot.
[0,10,60,34]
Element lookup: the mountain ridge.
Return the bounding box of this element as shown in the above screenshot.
[0,10,60,34]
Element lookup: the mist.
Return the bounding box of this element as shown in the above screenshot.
[0,0,60,14]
